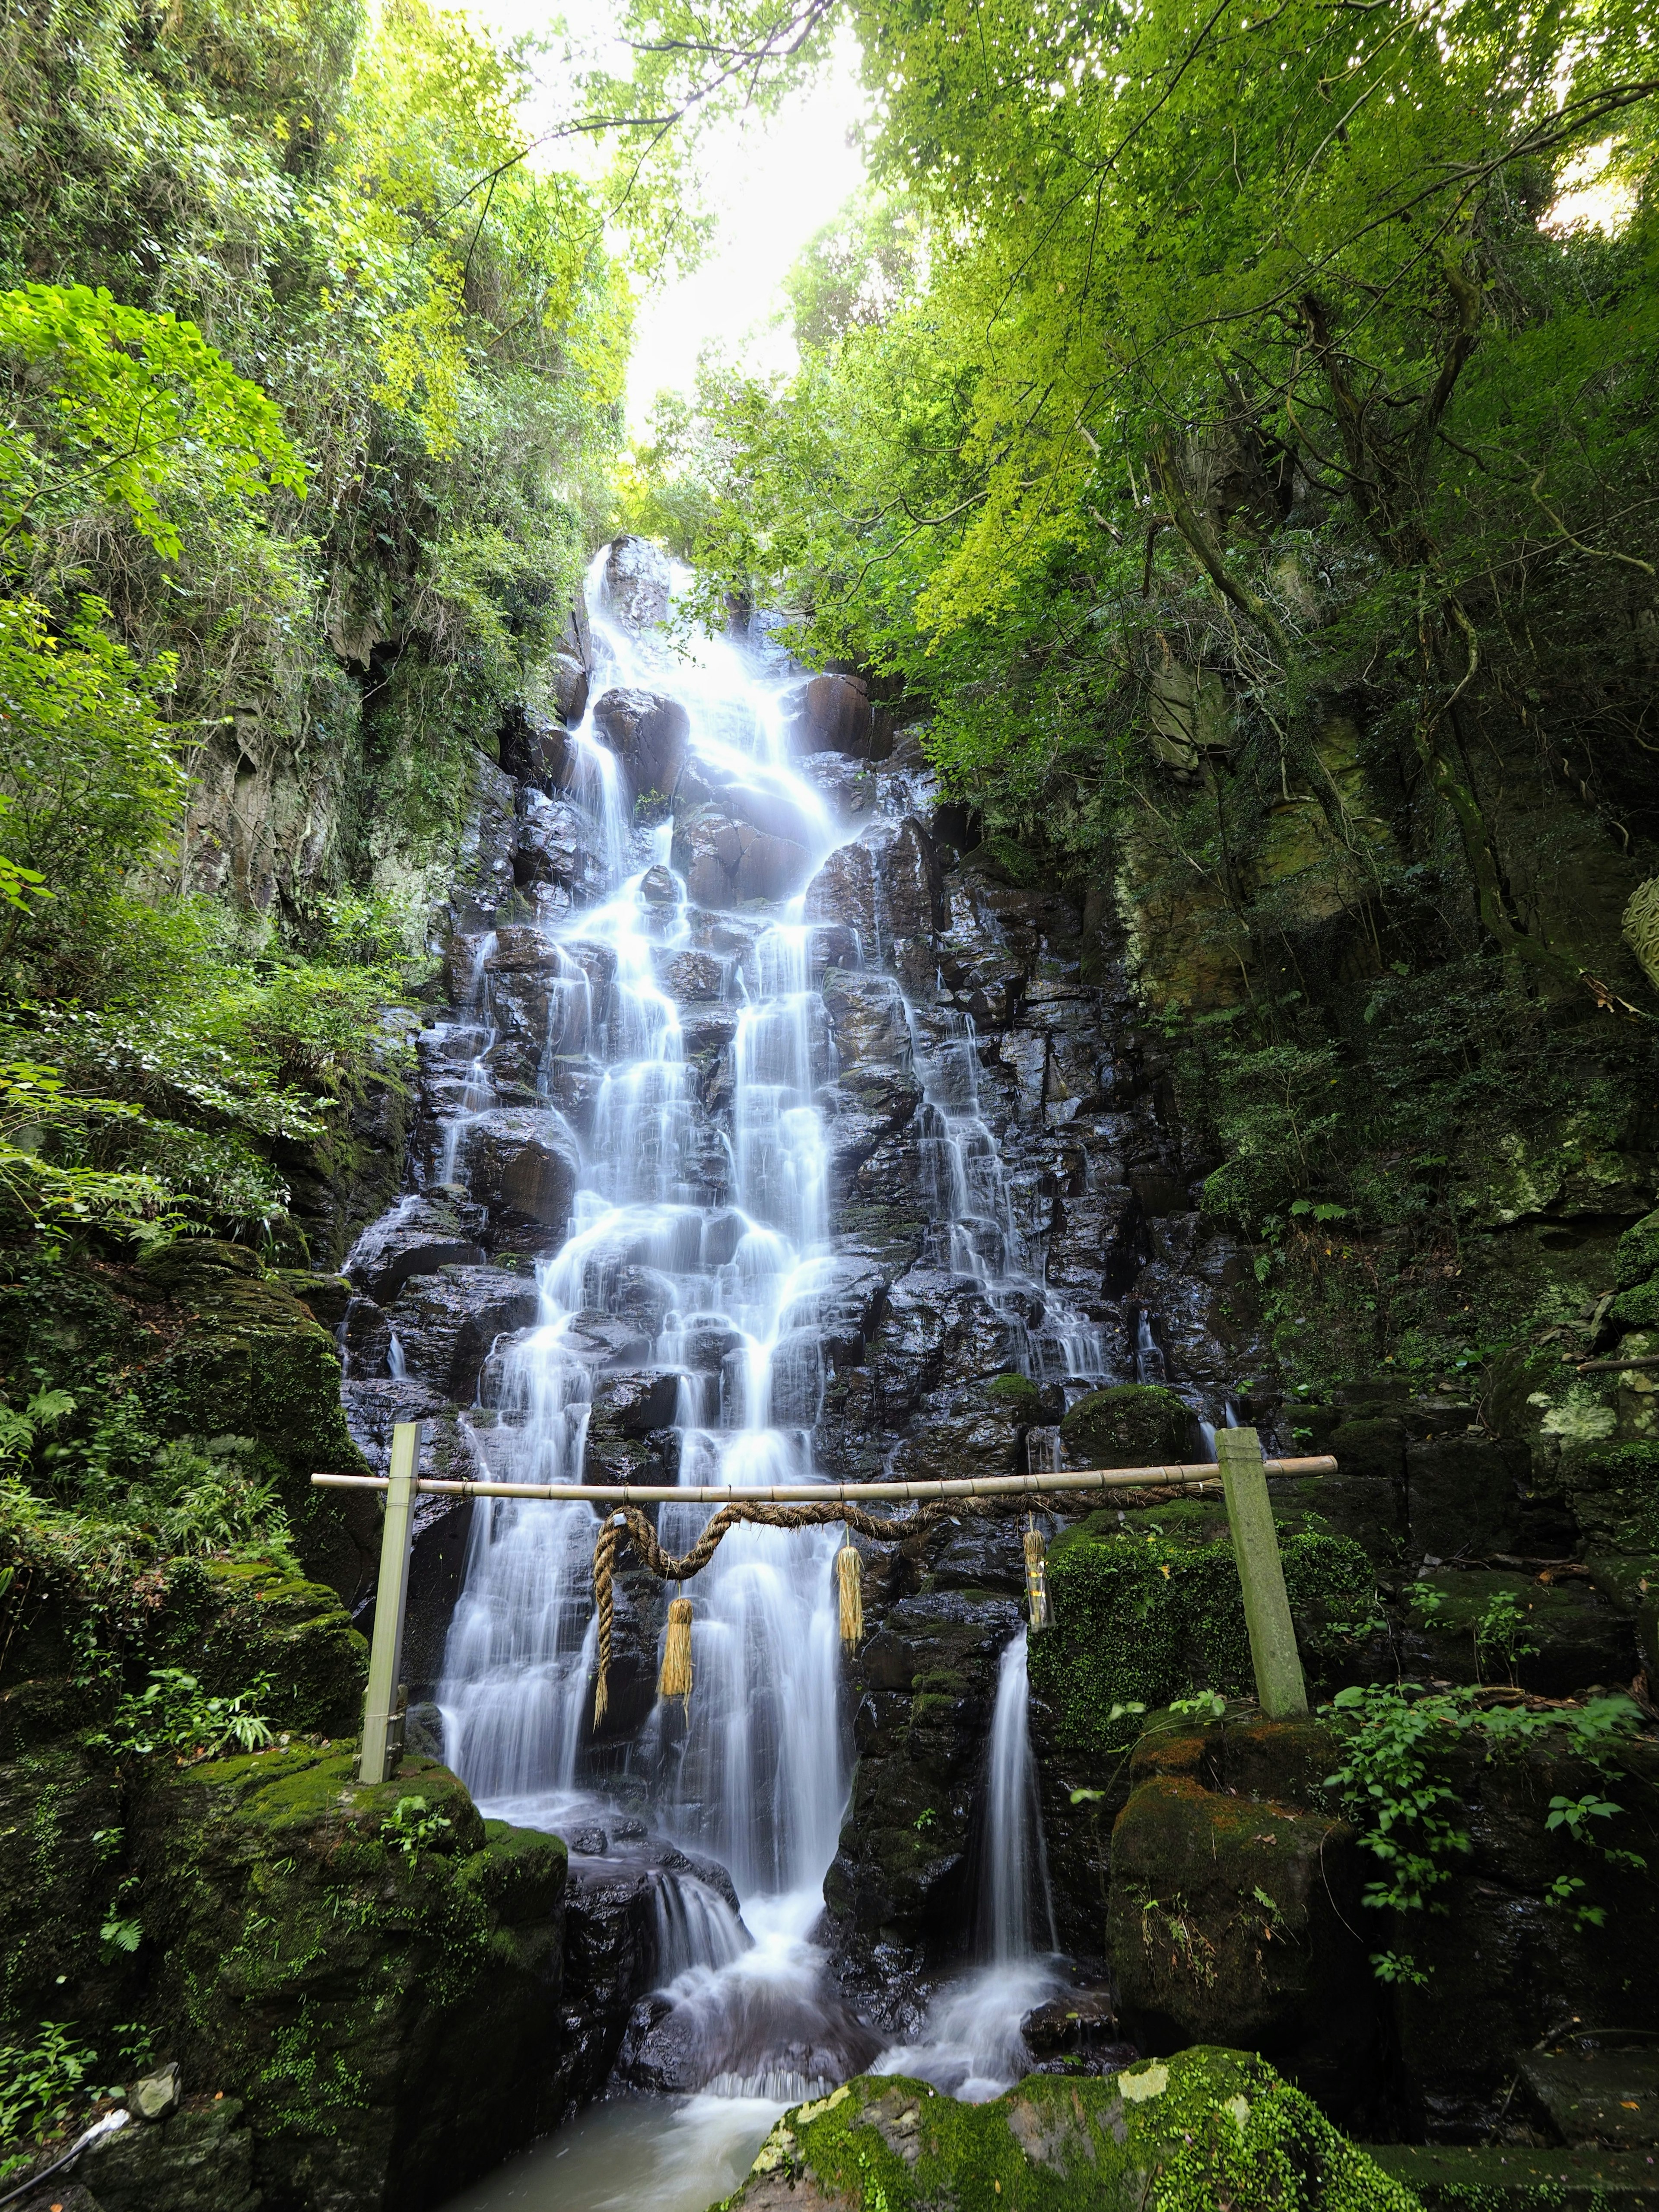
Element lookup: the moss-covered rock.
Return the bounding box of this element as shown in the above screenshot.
[1027,1519,1378,1764]
[133,1240,376,1596]
[718,2048,1423,2211]
[129,1744,567,2211]
[1059,1384,1194,1468]
[1616,1210,1659,1290]
[1106,1718,1375,2119]
[1563,1440,1659,1554]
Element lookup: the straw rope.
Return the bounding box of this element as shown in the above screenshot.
[588,1480,1214,1723]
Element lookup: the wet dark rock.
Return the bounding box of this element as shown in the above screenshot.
[386,1265,541,1400]
[824,1593,1023,2014]
[797,751,880,823]
[588,1369,681,1439]
[658,947,727,1002]
[485,922,565,972]
[342,1291,392,1377]
[555,1857,660,2104]
[673,802,813,908]
[553,651,589,724]
[346,1191,487,1304]
[639,862,679,906]
[1399,1567,1636,1695]
[500,702,572,791]
[804,839,881,952]
[680,1001,740,1061]
[823,970,910,1066]
[593,686,690,802]
[604,534,671,629]
[516,788,605,905]
[461,1109,579,1251]
[788,670,877,757]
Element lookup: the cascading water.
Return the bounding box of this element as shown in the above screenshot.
[417,543,1094,2206]
[873,1628,1063,2102]
[432,548,861,2114]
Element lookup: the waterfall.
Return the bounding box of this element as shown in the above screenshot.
[979,1630,1057,1964]
[429,548,855,2084]
[874,1625,1063,2102]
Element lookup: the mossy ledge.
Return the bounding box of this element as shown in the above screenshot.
[124,1745,568,2211]
[718,2047,1424,2211]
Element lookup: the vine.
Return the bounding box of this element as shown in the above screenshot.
[1322,1683,1650,1983]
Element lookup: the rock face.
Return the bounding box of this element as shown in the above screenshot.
[721,2049,1422,2211]
[591,686,690,803]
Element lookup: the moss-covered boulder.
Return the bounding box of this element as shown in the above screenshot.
[1106,1716,1375,2120]
[129,1745,567,2211]
[718,2049,1423,2211]
[1027,1516,1377,1765]
[1059,1383,1194,1468]
[133,1240,376,1595]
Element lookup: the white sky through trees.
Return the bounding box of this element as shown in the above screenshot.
[470,1,868,429]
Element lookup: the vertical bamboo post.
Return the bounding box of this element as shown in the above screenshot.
[358,1421,421,1786]
[1216,1424,1308,1719]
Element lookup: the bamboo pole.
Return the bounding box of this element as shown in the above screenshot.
[358,1421,421,1786]
[311,1455,1335,1509]
[1217,1425,1309,1719]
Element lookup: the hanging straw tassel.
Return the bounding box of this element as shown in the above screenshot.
[836,1537,864,1648]
[658,1595,694,1704]
[1023,1524,1051,1630]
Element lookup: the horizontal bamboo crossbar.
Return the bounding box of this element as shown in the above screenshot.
[311,1455,1335,1508]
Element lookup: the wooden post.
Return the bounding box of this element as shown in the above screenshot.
[359,1421,421,1786]
[1217,1425,1308,1719]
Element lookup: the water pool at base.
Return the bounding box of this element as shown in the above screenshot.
[438,2093,785,2212]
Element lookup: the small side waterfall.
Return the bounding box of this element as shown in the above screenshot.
[875,1627,1063,2101]
[979,1630,1057,1964]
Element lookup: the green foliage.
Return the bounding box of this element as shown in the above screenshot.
[90,1663,276,1760]
[0,2021,100,2176]
[380,1793,454,1861]
[0,282,303,560]
[1323,1682,1648,1980]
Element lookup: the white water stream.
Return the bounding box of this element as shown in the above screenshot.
[428,550,1088,2206]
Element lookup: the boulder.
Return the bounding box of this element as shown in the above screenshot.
[672,802,813,908]
[552,650,589,725]
[722,2050,1421,2212]
[604,533,671,629]
[1108,1754,1375,2118]
[346,1193,487,1305]
[1059,1382,1195,1468]
[674,756,823,849]
[591,687,690,802]
[459,1109,579,1250]
[128,1747,567,2210]
[788,670,876,757]
[80,2093,257,2211]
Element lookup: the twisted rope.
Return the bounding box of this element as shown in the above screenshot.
[588,1481,1204,1723]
